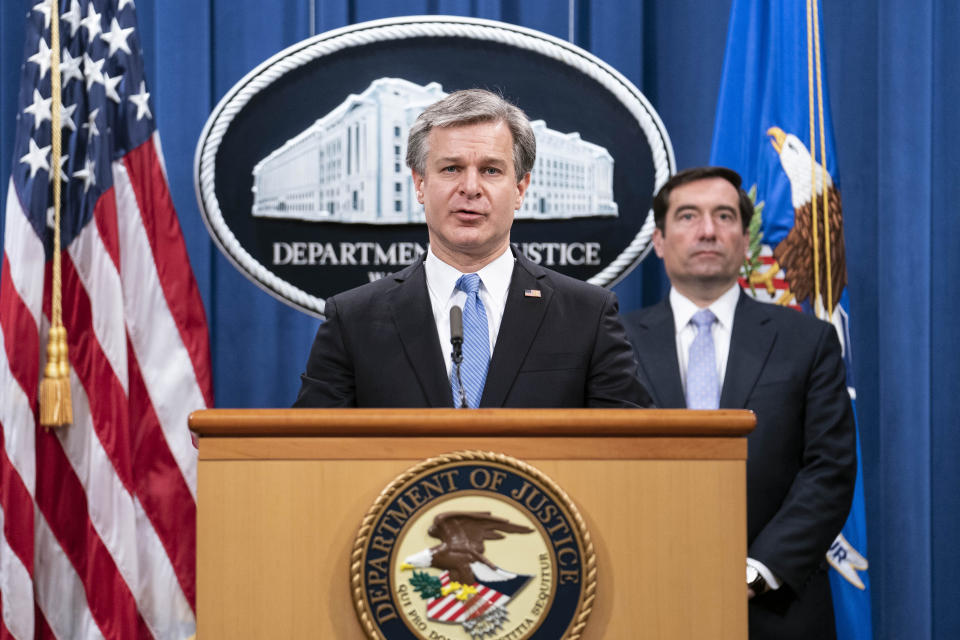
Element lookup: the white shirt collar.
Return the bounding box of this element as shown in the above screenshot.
[424,244,515,301]
[424,245,515,371]
[669,282,741,334]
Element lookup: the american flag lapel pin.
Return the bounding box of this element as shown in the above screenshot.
[524,289,542,298]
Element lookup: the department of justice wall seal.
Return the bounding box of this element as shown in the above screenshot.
[195,16,674,318]
[351,451,596,640]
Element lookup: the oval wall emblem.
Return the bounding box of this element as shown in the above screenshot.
[351,451,595,640]
[195,16,674,317]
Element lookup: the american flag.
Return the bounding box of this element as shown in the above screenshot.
[1,1,212,638]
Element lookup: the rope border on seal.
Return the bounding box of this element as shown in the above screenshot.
[349,450,597,640]
[195,16,675,318]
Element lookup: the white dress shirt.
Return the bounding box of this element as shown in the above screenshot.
[425,245,514,377]
[669,283,740,395]
[669,282,781,591]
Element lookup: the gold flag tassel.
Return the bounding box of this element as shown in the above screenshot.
[39,0,72,428]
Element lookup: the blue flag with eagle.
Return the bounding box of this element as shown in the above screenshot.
[709,1,873,639]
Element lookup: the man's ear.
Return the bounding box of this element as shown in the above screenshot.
[514,172,531,210]
[412,169,425,203]
[652,227,665,258]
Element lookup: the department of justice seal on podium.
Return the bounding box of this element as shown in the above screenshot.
[351,452,596,640]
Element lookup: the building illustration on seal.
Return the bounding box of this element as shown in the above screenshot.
[250,78,618,224]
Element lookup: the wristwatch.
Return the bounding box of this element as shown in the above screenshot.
[746,565,768,595]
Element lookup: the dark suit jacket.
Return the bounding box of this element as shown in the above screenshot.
[623,293,856,640]
[295,248,652,408]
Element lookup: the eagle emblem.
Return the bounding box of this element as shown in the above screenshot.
[765,126,847,316]
[752,130,867,590]
[401,512,534,637]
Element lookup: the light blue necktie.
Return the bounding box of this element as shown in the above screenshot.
[451,273,490,409]
[686,309,719,410]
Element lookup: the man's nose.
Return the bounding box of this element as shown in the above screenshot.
[699,214,717,238]
[459,168,481,197]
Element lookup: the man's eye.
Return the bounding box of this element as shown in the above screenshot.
[483,167,502,175]
[441,166,458,173]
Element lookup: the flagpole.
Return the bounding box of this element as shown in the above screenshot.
[39,0,72,428]
[806,0,822,318]
[812,0,833,316]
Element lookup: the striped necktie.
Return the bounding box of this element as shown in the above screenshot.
[451,273,490,408]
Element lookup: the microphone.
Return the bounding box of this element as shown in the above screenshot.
[449,306,467,408]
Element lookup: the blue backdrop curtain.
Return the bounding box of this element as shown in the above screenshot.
[1,1,957,638]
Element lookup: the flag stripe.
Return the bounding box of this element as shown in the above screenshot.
[94,186,122,274]
[34,421,146,639]
[1,258,40,411]
[1,193,42,640]
[128,343,197,612]
[3,185,44,328]
[114,160,202,500]
[0,593,7,640]
[33,510,105,640]
[55,403,141,632]
[59,220,194,635]
[0,427,33,584]
[33,262,144,638]
[68,165,198,625]
[32,604,55,640]
[0,252,36,640]
[0,599,14,640]
[132,497,195,639]
[0,494,33,640]
[71,202,129,394]
[59,251,135,491]
[122,140,213,407]
[57,362,190,639]
[0,260,39,490]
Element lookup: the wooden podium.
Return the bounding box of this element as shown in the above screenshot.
[191,408,754,639]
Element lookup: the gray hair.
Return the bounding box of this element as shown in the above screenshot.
[405,89,536,181]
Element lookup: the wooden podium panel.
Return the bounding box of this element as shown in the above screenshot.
[192,409,752,639]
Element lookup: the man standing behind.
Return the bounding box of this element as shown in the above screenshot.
[295,89,650,409]
[622,167,855,639]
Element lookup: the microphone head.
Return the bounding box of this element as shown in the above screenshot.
[449,305,463,342]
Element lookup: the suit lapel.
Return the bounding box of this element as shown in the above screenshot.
[720,294,777,408]
[386,259,453,407]
[480,251,552,407]
[634,300,687,408]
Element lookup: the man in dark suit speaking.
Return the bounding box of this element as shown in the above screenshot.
[621,167,856,639]
[294,89,651,409]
